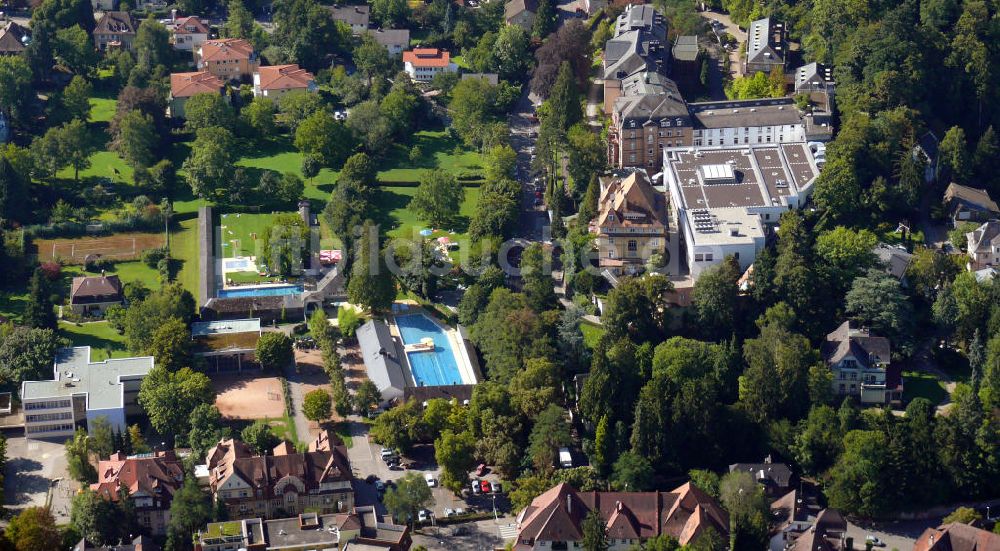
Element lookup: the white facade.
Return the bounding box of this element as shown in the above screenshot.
[172,31,207,51]
[403,61,458,82]
[692,123,805,147]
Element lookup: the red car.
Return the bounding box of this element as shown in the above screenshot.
[480,480,492,494]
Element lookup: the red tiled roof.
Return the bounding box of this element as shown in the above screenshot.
[199,38,255,62]
[255,64,315,92]
[174,15,209,35]
[915,522,1000,551]
[402,48,451,67]
[91,451,184,508]
[70,275,123,304]
[170,71,225,98]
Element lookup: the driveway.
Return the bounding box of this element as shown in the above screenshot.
[701,10,745,78]
[846,518,939,550]
[3,434,76,523]
[286,348,332,444]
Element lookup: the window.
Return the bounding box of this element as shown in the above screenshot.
[608,236,615,243]
[839,384,846,392]
[695,253,704,261]
[705,253,713,261]
[627,240,638,252]
[734,252,740,260]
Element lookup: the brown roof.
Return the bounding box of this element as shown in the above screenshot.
[94,11,138,35]
[91,451,184,509]
[595,170,669,231]
[173,15,209,35]
[192,331,260,354]
[944,183,1000,214]
[170,71,225,98]
[70,275,123,304]
[0,21,28,54]
[514,482,728,549]
[255,64,315,92]
[915,522,1000,551]
[199,38,255,62]
[402,48,451,68]
[821,321,891,369]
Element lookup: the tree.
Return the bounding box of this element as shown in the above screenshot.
[528,404,573,473]
[187,404,229,458]
[692,257,741,339]
[278,172,304,204]
[793,405,842,475]
[71,489,124,546]
[184,93,235,132]
[688,470,721,498]
[469,177,520,241]
[973,126,999,194]
[353,35,393,79]
[242,96,277,139]
[719,471,770,551]
[545,62,582,134]
[611,452,654,491]
[370,0,410,26]
[61,75,93,122]
[242,419,281,455]
[938,125,971,184]
[6,507,61,551]
[90,416,115,459]
[66,428,98,483]
[532,0,557,38]
[520,242,558,313]
[294,111,354,167]
[183,127,236,199]
[483,145,517,182]
[31,119,94,181]
[581,509,609,551]
[256,332,294,371]
[122,284,195,353]
[815,226,877,287]
[303,388,333,422]
[0,56,33,125]
[347,222,395,313]
[493,24,531,81]
[346,100,393,156]
[23,268,56,330]
[435,430,476,492]
[0,327,61,386]
[355,380,382,414]
[943,506,982,525]
[279,90,325,131]
[112,110,157,170]
[739,315,816,423]
[826,430,893,517]
[166,478,212,551]
[146,317,191,372]
[566,125,605,196]
[0,154,28,224]
[138,367,214,436]
[383,472,433,525]
[53,24,97,75]
[592,414,614,477]
[845,268,914,349]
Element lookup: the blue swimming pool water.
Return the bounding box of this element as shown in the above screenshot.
[395,314,463,387]
[217,285,303,298]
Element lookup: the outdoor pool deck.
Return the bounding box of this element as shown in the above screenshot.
[386,304,478,388]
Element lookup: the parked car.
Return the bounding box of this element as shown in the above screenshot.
[380,448,395,461]
[471,480,482,495]
[424,473,438,487]
[480,480,492,494]
[444,507,455,517]
[417,509,433,523]
[454,507,466,515]
[490,481,502,493]
[865,536,885,547]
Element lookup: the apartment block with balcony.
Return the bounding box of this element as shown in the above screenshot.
[20,347,154,439]
[822,321,902,405]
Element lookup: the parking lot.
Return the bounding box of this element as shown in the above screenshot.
[2,433,76,522]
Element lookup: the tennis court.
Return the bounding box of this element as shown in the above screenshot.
[34,232,166,264]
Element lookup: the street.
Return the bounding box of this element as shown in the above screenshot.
[700,9,746,79]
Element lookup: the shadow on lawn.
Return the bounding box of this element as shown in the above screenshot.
[377,188,470,235]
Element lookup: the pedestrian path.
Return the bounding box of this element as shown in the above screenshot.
[498,523,519,540]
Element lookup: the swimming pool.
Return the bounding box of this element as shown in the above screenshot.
[217,285,303,298]
[395,314,464,387]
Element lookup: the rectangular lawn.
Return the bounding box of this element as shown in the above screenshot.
[218,212,280,259]
[58,321,129,361]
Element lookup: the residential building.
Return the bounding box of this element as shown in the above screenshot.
[204,431,354,520]
[670,35,700,87]
[402,48,457,82]
[873,243,913,283]
[915,522,1000,551]
[662,142,819,277]
[966,219,1000,270]
[794,62,834,94]
[94,11,139,51]
[253,64,317,98]
[744,18,786,75]
[91,450,184,536]
[367,28,410,56]
[915,131,939,183]
[73,535,160,551]
[0,21,29,56]
[591,170,669,275]
[195,507,411,551]
[191,318,261,372]
[195,38,259,82]
[91,0,117,11]
[504,0,537,30]
[513,482,729,550]
[728,456,795,498]
[70,274,124,316]
[169,15,209,51]
[328,5,370,34]
[944,183,1000,225]
[607,71,690,169]
[21,347,154,439]
[169,71,226,119]
[602,5,669,113]
[822,321,902,405]
[357,319,406,405]
[688,98,806,147]
[787,509,848,551]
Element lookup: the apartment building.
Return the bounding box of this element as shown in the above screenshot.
[92,450,184,536]
[93,11,138,51]
[253,64,317,99]
[402,48,457,82]
[195,39,259,82]
[602,4,669,114]
[822,321,902,405]
[591,170,669,275]
[21,347,154,439]
[170,15,209,51]
[745,18,786,75]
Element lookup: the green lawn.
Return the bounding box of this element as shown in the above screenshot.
[171,218,201,303]
[267,414,299,445]
[331,421,353,449]
[0,287,29,324]
[90,96,117,124]
[218,212,279,259]
[580,322,605,350]
[903,371,949,405]
[64,261,161,290]
[58,321,129,361]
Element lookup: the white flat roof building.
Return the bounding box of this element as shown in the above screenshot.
[663,142,819,278]
[21,347,154,439]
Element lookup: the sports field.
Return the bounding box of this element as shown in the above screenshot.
[213,375,287,420]
[34,232,166,264]
[218,213,278,259]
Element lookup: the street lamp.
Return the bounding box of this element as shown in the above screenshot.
[492,494,498,522]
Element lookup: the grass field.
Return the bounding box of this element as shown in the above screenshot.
[903,371,949,405]
[64,261,162,290]
[58,321,130,361]
[171,218,201,303]
[218,212,279,259]
[580,322,605,350]
[34,232,166,264]
[383,185,480,240]
[90,96,117,123]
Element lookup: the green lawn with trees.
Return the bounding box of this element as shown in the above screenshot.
[58,321,128,361]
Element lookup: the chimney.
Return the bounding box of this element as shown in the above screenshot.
[566,493,571,514]
[171,8,177,22]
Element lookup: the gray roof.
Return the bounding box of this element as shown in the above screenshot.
[821,321,891,369]
[462,73,499,85]
[191,318,261,336]
[728,460,794,488]
[873,244,913,280]
[356,320,406,398]
[615,72,688,122]
[328,5,370,27]
[368,28,410,47]
[672,35,699,62]
[614,4,667,41]
[21,347,154,410]
[688,98,802,129]
[505,0,538,20]
[794,62,834,92]
[968,219,1000,254]
[603,30,664,80]
[746,18,783,65]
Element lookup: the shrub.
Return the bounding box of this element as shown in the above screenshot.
[337,306,362,339]
[142,246,169,268]
[39,262,61,281]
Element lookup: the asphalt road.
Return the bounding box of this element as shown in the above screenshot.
[700,9,746,78]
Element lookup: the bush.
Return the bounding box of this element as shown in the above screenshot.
[39,262,62,281]
[337,307,363,339]
[142,246,168,268]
